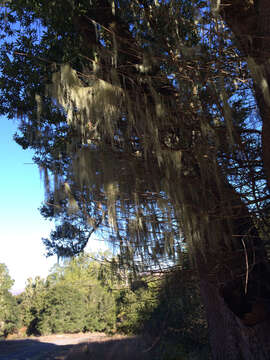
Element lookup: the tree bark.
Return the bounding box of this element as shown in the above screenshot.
[196,188,270,359]
[207,3,270,355]
[200,276,270,359]
[174,165,270,358]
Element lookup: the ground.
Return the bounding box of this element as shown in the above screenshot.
[0,333,151,360]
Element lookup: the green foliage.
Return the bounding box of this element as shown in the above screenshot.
[18,276,47,332]
[0,256,208,359]
[115,270,209,359]
[16,252,209,359]
[0,263,20,337]
[116,284,158,335]
[0,291,20,338]
[144,272,209,359]
[84,281,116,333]
[19,253,118,336]
[0,263,13,292]
[36,284,87,334]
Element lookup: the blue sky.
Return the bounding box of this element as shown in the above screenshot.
[0,116,56,292]
[1,116,107,293]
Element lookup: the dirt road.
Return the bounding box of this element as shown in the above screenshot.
[65,334,152,360]
[0,333,106,360]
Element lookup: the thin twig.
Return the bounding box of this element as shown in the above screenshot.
[241,237,249,294]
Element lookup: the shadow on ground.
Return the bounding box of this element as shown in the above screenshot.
[66,336,152,360]
[0,338,72,360]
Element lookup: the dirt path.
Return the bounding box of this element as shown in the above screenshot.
[0,333,108,360]
[65,334,152,360]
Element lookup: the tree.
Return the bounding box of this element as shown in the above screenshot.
[19,276,48,334]
[0,263,20,337]
[1,1,270,358]
[216,0,270,192]
[19,253,118,335]
[47,253,117,333]
[40,187,104,258]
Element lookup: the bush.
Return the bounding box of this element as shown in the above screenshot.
[115,271,209,360]
[143,272,209,360]
[30,284,87,335]
[20,254,118,336]
[116,286,158,335]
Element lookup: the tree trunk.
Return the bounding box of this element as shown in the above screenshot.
[172,165,270,358]
[219,0,270,191]
[200,276,270,359]
[203,6,270,353]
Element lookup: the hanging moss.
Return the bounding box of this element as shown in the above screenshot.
[13,0,260,280]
